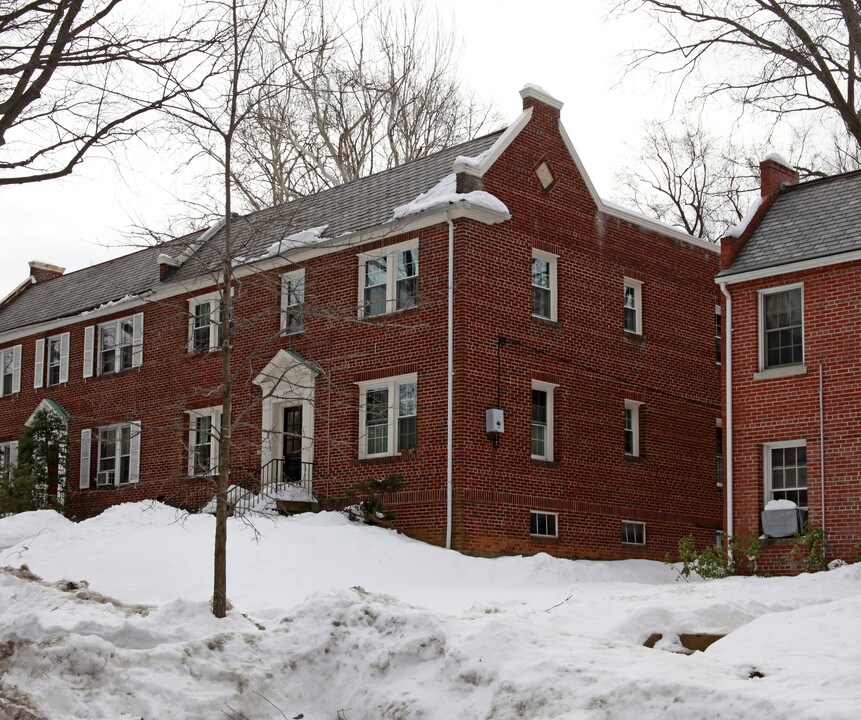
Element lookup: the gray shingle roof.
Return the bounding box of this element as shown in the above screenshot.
[719,170,861,277]
[0,131,504,335]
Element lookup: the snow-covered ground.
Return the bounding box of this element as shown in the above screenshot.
[1,503,859,719]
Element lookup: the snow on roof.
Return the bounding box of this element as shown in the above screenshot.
[764,152,792,169]
[724,197,762,239]
[264,225,329,259]
[453,148,492,171]
[391,174,509,220]
[519,83,564,110]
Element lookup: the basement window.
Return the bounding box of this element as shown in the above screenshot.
[530,510,558,537]
[621,520,646,546]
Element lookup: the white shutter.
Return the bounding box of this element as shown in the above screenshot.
[132,313,144,367]
[11,345,21,393]
[83,326,95,378]
[79,429,92,489]
[9,441,18,468]
[34,338,45,389]
[211,412,222,475]
[128,420,141,483]
[59,332,70,383]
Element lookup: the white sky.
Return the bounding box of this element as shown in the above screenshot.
[0,1,696,298]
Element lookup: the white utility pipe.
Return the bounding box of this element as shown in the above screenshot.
[719,283,733,541]
[445,213,454,550]
[819,364,826,533]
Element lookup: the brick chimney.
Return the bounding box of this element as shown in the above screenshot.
[760,154,799,197]
[519,83,563,118]
[28,261,65,284]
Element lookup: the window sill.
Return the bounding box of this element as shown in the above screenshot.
[531,315,560,328]
[621,542,646,548]
[760,536,804,548]
[359,305,420,322]
[355,451,417,465]
[753,364,807,381]
[622,330,645,341]
[531,458,560,468]
[624,453,646,464]
[529,534,559,541]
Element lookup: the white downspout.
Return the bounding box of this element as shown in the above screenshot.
[445,213,454,550]
[719,283,734,541]
[819,364,826,533]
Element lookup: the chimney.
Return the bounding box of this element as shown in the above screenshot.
[760,154,799,197]
[157,253,179,281]
[28,261,65,284]
[519,83,563,118]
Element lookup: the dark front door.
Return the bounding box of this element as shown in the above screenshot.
[282,406,302,483]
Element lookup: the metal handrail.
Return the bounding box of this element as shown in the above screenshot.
[232,459,314,515]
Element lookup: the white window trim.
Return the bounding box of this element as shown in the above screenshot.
[356,238,419,318]
[716,418,724,488]
[95,313,143,374]
[188,291,227,353]
[623,278,643,335]
[281,269,306,335]
[757,283,805,375]
[0,345,22,397]
[356,372,418,459]
[621,520,646,545]
[530,510,559,538]
[531,249,558,322]
[186,406,223,476]
[531,379,559,461]
[0,440,18,475]
[624,399,643,457]
[715,304,722,366]
[42,332,70,387]
[94,421,141,486]
[763,439,808,509]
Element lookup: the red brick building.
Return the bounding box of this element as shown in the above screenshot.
[718,158,861,570]
[0,86,722,560]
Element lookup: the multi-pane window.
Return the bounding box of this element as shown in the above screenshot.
[47,337,62,385]
[762,286,803,369]
[624,400,642,456]
[622,521,646,545]
[358,375,417,457]
[1,346,19,397]
[623,278,642,334]
[716,424,724,487]
[282,271,305,334]
[766,442,807,509]
[715,308,722,364]
[99,318,134,374]
[359,241,419,317]
[97,424,132,485]
[189,294,229,352]
[35,333,69,388]
[531,381,557,460]
[0,441,17,478]
[187,408,221,476]
[531,250,558,321]
[530,510,558,537]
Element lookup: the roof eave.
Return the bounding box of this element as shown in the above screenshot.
[716,247,861,285]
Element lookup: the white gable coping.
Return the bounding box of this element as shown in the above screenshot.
[519,83,564,110]
[453,107,533,178]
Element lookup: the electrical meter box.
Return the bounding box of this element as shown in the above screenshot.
[486,408,505,434]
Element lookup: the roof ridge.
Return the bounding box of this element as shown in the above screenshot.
[783,167,861,193]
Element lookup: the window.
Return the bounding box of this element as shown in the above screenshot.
[281,270,305,335]
[0,345,21,397]
[531,380,558,460]
[95,314,143,374]
[95,422,141,486]
[187,407,222,476]
[357,374,417,458]
[715,306,722,364]
[189,293,230,352]
[764,440,807,509]
[530,510,558,537]
[716,422,723,487]
[622,520,646,545]
[624,399,642,456]
[759,285,803,370]
[0,441,17,478]
[358,240,419,317]
[35,333,70,388]
[531,249,558,321]
[623,278,642,335]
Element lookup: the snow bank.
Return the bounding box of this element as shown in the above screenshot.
[392,174,509,219]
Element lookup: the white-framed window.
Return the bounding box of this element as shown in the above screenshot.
[621,520,646,545]
[281,269,305,335]
[758,284,803,371]
[357,373,417,458]
[623,278,643,335]
[187,407,222,476]
[716,420,723,488]
[357,239,419,317]
[34,333,70,388]
[94,421,141,486]
[764,440,807,509]
[624,399,643,456]
[715,305,722,364]
[0,441,18,478]
[531,380,558,460]
[90,313,143,375]
[531,249,558,321]
[0,345,21,397]
[188,292,231,353]
[530,510,558,537]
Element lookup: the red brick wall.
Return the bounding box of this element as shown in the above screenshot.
[725,261,861,569]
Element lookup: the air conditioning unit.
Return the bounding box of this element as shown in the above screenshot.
[96,470,115,487]
[761,500,807,538]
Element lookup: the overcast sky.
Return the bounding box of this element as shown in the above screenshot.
[0,1,708,298]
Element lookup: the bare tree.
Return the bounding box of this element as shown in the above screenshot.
[205,0,498,211]
[614,120,754,241]
[0,0,215,186]
[614,0,861,152]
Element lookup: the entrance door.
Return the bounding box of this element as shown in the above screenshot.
[282,406,303,483]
